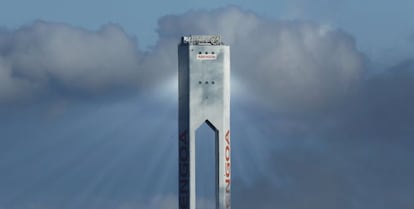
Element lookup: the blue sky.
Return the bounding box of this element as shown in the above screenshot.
[0,1,413,209]
[2,0,414,52]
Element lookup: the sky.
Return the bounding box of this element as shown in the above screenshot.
[0,1,413,209]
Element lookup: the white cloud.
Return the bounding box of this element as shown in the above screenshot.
[0,21,145,103]
[0,7,365,113]
[157,7,365,113]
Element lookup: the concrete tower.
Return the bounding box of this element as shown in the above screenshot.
[178,35,231,209]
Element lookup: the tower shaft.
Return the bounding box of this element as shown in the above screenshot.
[178,35,231,209]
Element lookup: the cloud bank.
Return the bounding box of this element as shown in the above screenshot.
[0,21,177,104]
[0,7,365,112]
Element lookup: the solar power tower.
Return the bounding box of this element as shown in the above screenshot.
[178,35,231,209]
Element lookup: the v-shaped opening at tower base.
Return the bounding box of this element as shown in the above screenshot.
[196,120,218,209]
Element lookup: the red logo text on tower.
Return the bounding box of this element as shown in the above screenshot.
[225,130,231,208]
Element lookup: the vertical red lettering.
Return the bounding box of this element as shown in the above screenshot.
[224,130,231,208]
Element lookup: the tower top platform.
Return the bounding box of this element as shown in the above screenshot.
[181,35,224,46]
